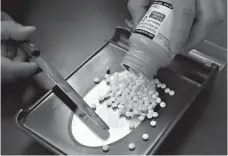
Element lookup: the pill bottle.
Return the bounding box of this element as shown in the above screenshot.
[121,0,176,80]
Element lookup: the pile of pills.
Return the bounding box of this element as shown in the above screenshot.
[95,67,175,123]
[94,66,176,153]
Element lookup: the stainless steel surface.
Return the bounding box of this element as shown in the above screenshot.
[71,76,140,147]
[20,42,110,131]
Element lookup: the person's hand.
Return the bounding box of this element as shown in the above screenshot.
[127,0,225,54]
[1,12,39,83]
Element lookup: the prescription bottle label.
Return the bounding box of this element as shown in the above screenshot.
[134,0,174,54]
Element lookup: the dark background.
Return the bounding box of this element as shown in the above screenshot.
[1,0,227,155]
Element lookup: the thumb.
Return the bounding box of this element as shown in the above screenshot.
[1,21,36,41]
[170,0,195,54]
[1,58,39,83]
[128,0,151,28]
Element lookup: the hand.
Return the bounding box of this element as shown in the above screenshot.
[127,0,225,54]
[1,12,39,83]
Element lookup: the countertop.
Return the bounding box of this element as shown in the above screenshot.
[1,0,227,154]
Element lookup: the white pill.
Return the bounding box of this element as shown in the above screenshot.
[104,74,110,79]
[133,96,139,102]
[129,100,134,105]
[153,112,158,118]
[91,103,96,110]
[151,101,157,107]
[103,93,109,99]
[143,88,148,92]
[142,134,149,141]
[125,112,131,118]
[137,91,143,96]
[112,103,117,109]
[150,120,156,127]
[165,88,170,93]
[156,97,161,104]
[127,104,133,110]
[106,66,111,74]
[147,113,153,119]
[113,72,118,77]
[125,88,131,94]
[160,102,166,108]
[118,104,124,109]
[139,116,145,121]
[169,90,175,96]
[102,145,109,152]
[147,105,153,110]
[127,95,133,101]
[144,100,150,106]
[110,97,115,103]
[138,99,144,105]
[148,109,154,114]
[161,84,166,89]
[138,105,143,111]
[93,77,100,84]
[130,112,135,118]
[155,92,159,96]
[130,91,136,97]
[152,94,157,99]
[112,87,118,94]
[109,92,114,97]
[154,79,159,84]
[106,100,112,107]
[129,123,135,130]
[156,83,161,88]
[148,91,154,96]
[143,97,149,101]
[133,103,138,108]
[142,106,148,112]
[118,108,125,116]
[116,90,122,97]
[128,84,133,90]
[99,96,104,103]
[141,112,147,117]
[128,143,135,150]
[133,109,140,115]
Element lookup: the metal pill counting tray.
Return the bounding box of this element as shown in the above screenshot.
[16,27,225,155]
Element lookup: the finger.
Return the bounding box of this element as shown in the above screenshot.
[183,0,225,52]
[1,43,7,57]
[1,21,36,41]
[127,0,151,28]
[196,0,225,24]
[184,19,210,52]
[125,19,133,30]
[1,57,39,82]
[1,11,14,21]
[6,43,17,59]
[170,0,195,54]
[13,48,28,62]
[10,62,39,79]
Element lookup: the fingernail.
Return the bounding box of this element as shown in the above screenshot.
[23,26,36,33]
[17,26,36,40]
